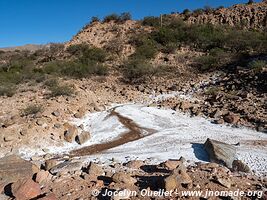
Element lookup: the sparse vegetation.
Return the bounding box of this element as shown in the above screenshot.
[21,104,43,117]
[248,60,266,73]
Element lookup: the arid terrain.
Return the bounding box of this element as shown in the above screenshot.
[0,1,267,200]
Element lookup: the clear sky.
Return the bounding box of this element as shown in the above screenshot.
[0,0,262,47]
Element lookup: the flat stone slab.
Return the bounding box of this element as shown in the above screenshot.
[0,155,34,184]
[204,138,236,168]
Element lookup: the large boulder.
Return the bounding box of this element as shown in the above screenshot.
[11,178,41,200]
[0,155,35,184]
[204,138,236,168]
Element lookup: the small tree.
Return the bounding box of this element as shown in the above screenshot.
[182,9,191,16]
[91,16,100,23]
[103,14,119,23]
[119,12,132,22]
[247,0,254,4]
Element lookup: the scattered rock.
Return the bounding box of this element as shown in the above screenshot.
[232,160,250,173]
[161,159,183,170]
[75,131,91,145]
[164,163,192,190]
[224,113,240,124]
[87,162,104,177]
[52,111,60,117]
[112,172,137,186]
[36,119,46,126]
[49,161,83,175]
[204,138,236,168]
[63,123,78,143]
[35,170,52,185]
[11,178,41,200]
[125,160,143,169]
[0,155,35,184]
[214,176,232,188]
[45,158,63,171]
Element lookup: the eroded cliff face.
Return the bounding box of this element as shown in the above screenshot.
[183,1,267,30]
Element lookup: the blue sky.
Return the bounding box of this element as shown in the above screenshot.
[0,0,262,47]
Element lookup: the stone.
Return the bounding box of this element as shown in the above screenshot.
[224,114,240,124]
[3,133,17,142]
[35,170,52,185]
[75,131,91,145]
[215,176,232,188]
[204,138,236,168]
[0,155,34,184]
[214,119,224,124]
[64,124,78,143]
[45,158,63,171]
[11,178,41,200]
[164,163,192,190]
[232,160,250,173]
[36,119,46,126]
[87,162,104,177]
[112,172,137,186]
[161,160,184,171]
[180,101,192,111]
[125,160,143,169]
[52,111,60,117]
[74,107,86,118]
[49,161,83,175]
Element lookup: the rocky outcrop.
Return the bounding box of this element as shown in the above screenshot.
[183,1,267,30]
[0,155,36,184]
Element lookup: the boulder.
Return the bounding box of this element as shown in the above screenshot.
[44,158,63,171]
[164,163,192,191]
[35,170,52,185]
[125,160,144,169]
[64,124,78,143]
[75,131,91,145]
[0,155,34,184]
[204,138,236,168]
[11,178,41,200]
[49,161,83,175]
[160,160,184,171]
[87,162,104,177]
[112,172,137,186]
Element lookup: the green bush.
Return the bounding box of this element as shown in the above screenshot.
[91,16,100,23]
[119,12,132,22]
[142,16,160,27]
[0,84,16,97]
[132,40,158,60]
[49,84,75,97]
[66,43,91,56]
[123,59,155,82]
[103,14,120,23]
[21,104,43,117]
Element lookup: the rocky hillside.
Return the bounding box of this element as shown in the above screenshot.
[68,1,267,49]
[183,1,267,30]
